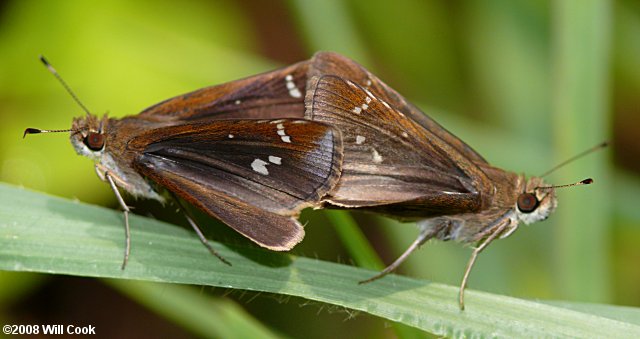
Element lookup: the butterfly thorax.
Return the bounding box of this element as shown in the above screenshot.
[418,167,557,243]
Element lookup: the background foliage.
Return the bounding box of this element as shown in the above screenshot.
[0,0,638,337]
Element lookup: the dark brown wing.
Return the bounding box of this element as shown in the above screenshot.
[138,60,309,122]
[306,75,482,218]
[130,119,343,250]
[309,51,487,164]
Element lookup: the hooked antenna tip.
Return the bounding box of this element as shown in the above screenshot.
[535,177,595,191]
[39,55,56,73]
[23,128,41,138]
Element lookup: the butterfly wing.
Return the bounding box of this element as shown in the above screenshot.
[130,119,343,250]
[138,61,310,122]
[306,75,484,218]
[309,52,487,165]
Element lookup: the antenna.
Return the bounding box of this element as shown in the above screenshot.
[39,55,92,116]
[540,142,608,177]
[535,178,593,192]
[23,127,78,138]
[24,56,92,139]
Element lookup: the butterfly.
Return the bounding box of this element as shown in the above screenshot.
[25,56,342,268]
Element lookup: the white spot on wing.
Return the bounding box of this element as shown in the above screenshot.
[356,135,366,144]
[289,88,302,98]
[235,99,241,105]
[268,156,282,165]
[364,88,375,99]
[354,94,371,113]
[402,132,408,138]
[366,79,372,87]
[228,134,234,139]
[251,159,269,175]
[372,149,383,163]
[276,123,292,143]
[284,74,302,98]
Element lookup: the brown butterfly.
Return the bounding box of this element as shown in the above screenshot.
[25,56,342,269]
[302,52,593,309]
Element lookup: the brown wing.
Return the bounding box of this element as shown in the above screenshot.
[309,51,487,164]
[130,119,343,250]
[306,75,483,218]
[138,60,310,122]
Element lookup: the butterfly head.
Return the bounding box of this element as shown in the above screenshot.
[70,114,108,161]
[515,176,558,225]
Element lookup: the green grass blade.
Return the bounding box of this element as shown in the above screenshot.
[106,279,285,339]
[552,0,612,302]
[541,301,640,326]
[1,183,639,337]
[323,210,384,271]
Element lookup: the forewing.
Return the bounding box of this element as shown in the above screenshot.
[138,61,309,122]
[130,119,343,250]
[306,75,481,215]
[309,52,487,164]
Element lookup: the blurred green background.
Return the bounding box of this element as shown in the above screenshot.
[0,0,638,337]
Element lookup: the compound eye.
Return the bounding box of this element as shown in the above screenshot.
[517,193,539,213]
[84,132,105,151]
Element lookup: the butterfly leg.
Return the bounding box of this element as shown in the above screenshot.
[104,172,132,270]
[358,221,446,284]
[171,195,231,266]
[458,219,511,310]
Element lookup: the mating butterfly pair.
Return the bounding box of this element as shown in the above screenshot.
[28,52,564,309]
